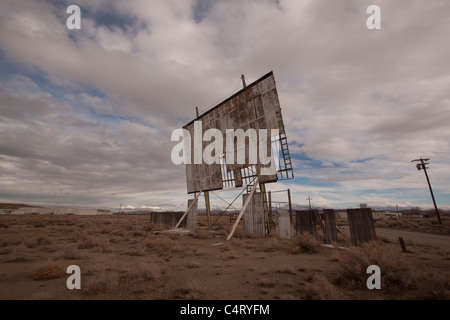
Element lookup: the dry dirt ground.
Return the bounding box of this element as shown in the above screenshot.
[0,214,449,300]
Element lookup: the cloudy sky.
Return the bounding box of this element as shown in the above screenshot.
[1,0,449,211]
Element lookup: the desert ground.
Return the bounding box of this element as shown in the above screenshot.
[0,213,449,300]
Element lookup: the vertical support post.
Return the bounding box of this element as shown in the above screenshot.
[420,158,442,225]
[260,182,270,235]
[268,191,272,223]
[398,237,407,252]
[241,74,246,88]
[287,189,292,224]
[204,190,212,229]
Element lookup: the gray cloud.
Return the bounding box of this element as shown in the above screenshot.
[0,0,449,209]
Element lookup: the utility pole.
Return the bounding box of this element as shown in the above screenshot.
[411,158,442,225]
[241,74,246,88]
[306,196,312,210]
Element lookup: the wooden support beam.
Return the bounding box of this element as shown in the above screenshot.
[204,190,212,229]
[226,178,258,240]
[174,190,202,229]
[259,182,270,235]
[287,189,292,224]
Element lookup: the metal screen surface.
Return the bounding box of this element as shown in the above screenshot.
[184,71,286,194]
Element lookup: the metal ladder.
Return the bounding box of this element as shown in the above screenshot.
[278,132,294,180]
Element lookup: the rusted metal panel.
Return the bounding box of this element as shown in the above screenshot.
[295,210,318,239]
[242,192,265,236]
[150,212,186,228]
[347,208,377,246]
[323,209,338,244]
[276,209,293,239]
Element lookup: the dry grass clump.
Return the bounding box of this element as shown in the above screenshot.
[32,221,46,228]
[171,280,206,299]
[274,265,297,275]
[61,248,83,260]
[25,237,53,248]
[300,274,345,300]
[192,229,211,239]
[120,264,162,284]
[143,223,165,232]
[123,246,146,256]
[256,277,276,289]
[292,233,322,254]
[77,239,97,249]
[225,225,245,239]
[32,263,65,280]
[334,242,416,294]
[146,236,183,253]
[83,272,120,294]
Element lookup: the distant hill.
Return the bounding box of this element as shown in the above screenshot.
[0,203,40,210]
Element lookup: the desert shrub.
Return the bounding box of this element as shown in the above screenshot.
[26,237,52,248]
[123,247,145,256]
[416,273,450,300]
[120,264,161,283]
[193,229,211,239]
[171,280,206,299]
[334,242,416,294]
[37,237,52,246]
[84,272,119,294]
[0,248,11,255]
[77,239,97,249]
[185,260,201,269]
[301,274,344,300]
[102,245,112,254]
[147,237,182,253]
[225,225,245,239]
[274,265,297,275]
[143,223,164,232]
[25,240,37,248]
[32,263,65,280]
[261,237,285,252]
[132,231,145,237]
[292,233,321,254]
[33,221,45,228]
[257,278,275,288]
[61,249,83,260]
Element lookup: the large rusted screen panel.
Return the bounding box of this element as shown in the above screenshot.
[184,71,284,194]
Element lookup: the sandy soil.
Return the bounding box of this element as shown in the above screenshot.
[0,214,449,300]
